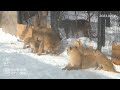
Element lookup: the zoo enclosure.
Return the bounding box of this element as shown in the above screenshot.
[0,11,120,52]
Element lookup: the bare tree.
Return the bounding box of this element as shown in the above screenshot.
[50,11,62,33]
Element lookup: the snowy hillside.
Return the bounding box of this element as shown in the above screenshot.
[1,28,120,79]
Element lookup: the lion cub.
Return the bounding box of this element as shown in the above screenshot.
[93,50,119,73]
[63,46,82,70]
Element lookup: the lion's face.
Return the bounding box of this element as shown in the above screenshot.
[67,46,78,55]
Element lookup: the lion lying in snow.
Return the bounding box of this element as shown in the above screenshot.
[63,46,97,70]
[72,40,97,69]
[63,40,119,73]
[63,46,82,70]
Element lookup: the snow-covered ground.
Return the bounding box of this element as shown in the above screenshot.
[1,28,120,79]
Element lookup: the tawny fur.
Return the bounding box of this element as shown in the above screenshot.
[22,26,61,55]
[63,46,82,70]
[32,27,61,55]
[93,50,119,73]
[112,41,120,59]
[16,24,27,40]
[72,40,97,69]
[112,50,120,60]
[111,57,120,65]
[112,41,120,50]
[22,26,33,49]
[81,47,97,69]
[17,24,33,41]
[29,38,39,53]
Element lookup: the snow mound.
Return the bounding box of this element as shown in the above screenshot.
[0,28,18,43]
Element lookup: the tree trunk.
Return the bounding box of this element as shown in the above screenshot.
[97,11,106,51]
[17,11,23,24]
[97,11,102,51]
[51,11,61,33]
[32,11,48,29]
[87,11,92,40]
[105,17,110,27]
[105,11,110,27]
[101,17,105,47]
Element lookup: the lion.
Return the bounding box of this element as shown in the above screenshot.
[112,41,120,50]
[16,24,27,41]
[43,31,61,54]
[32,27,61,55]
[64,40,119,72]
[112,50,120,60]
[72,40,84,54]
[112,41,120,59]
[17,24,34,50]
[72,40,97,69]
[22,26,33,49]
[29,38,40,53]
[63,46,82,70]
[111,57,120,65]
[93,49,119,73]
[22,26,61,55]
[81,47,98,69]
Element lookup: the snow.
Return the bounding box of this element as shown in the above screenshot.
[0,28,120,79]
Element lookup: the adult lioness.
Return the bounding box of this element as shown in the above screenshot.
[63,46,82,70]
[16,24,27,41]
[22,26,33,49]
[30,40,39,53]
[81,47,97,69]
[72,40,98,69]
[32,27,61,55]
[44,30,61,54]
